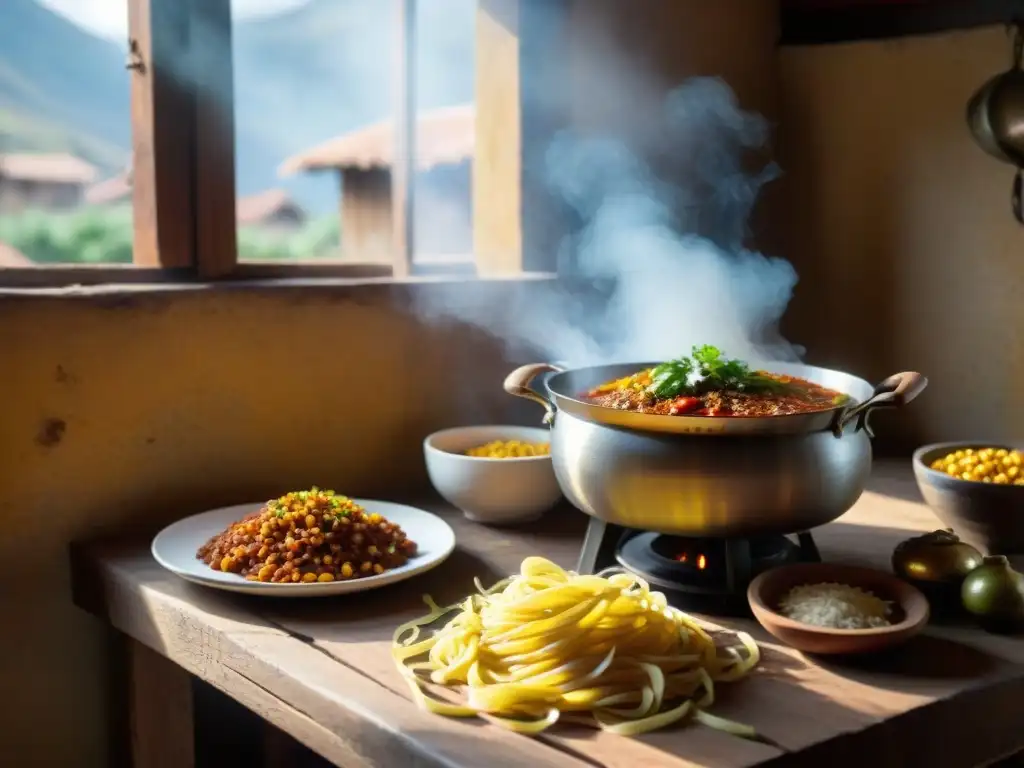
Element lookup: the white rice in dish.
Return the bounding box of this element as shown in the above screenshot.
[778,582,892,629]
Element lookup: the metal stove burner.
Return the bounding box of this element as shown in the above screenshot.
[576,519,821,615]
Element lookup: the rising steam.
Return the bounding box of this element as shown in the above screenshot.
[414,77,801,368]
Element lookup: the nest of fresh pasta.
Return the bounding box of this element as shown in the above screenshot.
[392,557,759,737]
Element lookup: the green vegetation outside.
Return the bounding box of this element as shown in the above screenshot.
[0,206,342,263]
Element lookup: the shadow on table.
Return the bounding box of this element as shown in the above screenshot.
[814,633,1002,682]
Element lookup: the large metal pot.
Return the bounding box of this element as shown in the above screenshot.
[503,362,927,538]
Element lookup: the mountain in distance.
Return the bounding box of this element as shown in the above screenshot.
[0,0,476,212]
[0,0,130,168]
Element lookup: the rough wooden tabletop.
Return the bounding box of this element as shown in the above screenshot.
[71,461,1024,768]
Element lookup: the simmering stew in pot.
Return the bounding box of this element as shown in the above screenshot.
[582,345,849,418]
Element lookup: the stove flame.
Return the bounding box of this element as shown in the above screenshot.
[674,551,709,570]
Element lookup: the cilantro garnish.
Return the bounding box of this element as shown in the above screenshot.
[646,345,794,400]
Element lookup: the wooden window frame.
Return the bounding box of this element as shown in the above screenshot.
[0,0,566,289]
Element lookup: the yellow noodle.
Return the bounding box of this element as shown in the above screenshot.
[391,558,760,736]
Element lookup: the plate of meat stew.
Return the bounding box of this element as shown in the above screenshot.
[151,489,455,596]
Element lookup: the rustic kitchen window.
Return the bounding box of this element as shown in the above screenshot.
[0,0,564,288]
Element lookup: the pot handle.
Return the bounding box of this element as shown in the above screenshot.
[503,363,566,426]
[833,371,928,438]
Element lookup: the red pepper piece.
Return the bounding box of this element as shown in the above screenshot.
[669,396,701,415]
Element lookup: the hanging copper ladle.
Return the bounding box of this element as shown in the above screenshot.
[966,22,1024,223]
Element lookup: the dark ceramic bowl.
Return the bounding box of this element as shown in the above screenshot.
[747,563,929,655]
[913,441,1024,555]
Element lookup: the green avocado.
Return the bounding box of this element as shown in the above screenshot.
[961,556,1024,633]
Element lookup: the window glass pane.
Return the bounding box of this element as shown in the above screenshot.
[232,0,475,265]
[0,0,133,267]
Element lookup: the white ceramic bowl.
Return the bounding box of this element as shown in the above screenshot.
[424,425,563,525]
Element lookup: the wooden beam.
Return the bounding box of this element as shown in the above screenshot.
[391,0,416,278]
[342,168,394,263]
[473,0,570,276]
[127,0,196,268]
[781,0,1024,45]
[189,0,238,278]
[129,641,195,768]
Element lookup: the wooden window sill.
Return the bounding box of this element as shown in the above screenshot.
[0,270,556,300]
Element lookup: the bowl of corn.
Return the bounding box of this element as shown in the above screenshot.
[423,425,562,525]
[913,442,1024,555]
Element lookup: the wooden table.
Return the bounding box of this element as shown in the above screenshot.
[71,462,1024,768]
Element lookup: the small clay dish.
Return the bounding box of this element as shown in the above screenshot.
[748,563,930,655]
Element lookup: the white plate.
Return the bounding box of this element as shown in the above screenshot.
[151,499,456,597]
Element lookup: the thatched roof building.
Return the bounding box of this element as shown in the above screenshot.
[0,153,99,212]
[279,105,473,260]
